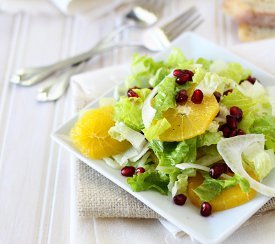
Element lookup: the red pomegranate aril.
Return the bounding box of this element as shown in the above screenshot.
[191,89,204,104]
[173,194,187,206]
[121,166,136,177]
[175,89,188,105]
[213,91,221,103]
[226,115,238,129]
[237,129,245,135]
[136,167,145,174]
[219,124,231,138]
[229,106,243,122]
[209,163,227,179]
[247,75,256,84]
[176,74,190,85]
[173,69,185,77]
[223,89,233,96]
[229,129,238,137]
[200,202,212,217]
[127,89,139,98]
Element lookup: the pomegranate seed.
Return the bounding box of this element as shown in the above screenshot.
[174,69,194,85]
[175,89,188,105]
[219,124,231,138]
[226,115,238,129]
[173,194,187,206]
[200,202,212,217]
[136,167,145,174]
[127,89,139,98]
[229,106,243,122]
[191,89,204,104]
[176,74,190,85]
[173,69,185,77]
[121,166,135,177]
[209,163,227,179]
[237,129,245,135]
[223,89,233,96]
[213,91,221,103]
[247,75,256,84]
[229,129,238,137]
[227,166,234,174]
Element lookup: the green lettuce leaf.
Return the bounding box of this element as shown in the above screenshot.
[149,67,170,87]
[127,170,169,195]
[133,88,152,101]
[196,57,212,70]
[126,54,163,89]
[114,97,144,131]
[215,62,251,83]
[221,90,258,113]
[153,77,176,118]
[165,48,187,67]
[249,115,275,150]
[192,67,207,84]
[149,138,197,167]
[143,118,171,141]
[197,132,222,147]
[194,174,250,202]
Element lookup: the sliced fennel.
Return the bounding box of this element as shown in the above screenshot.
[176,163,210,172]
[217,134,275,197]
[109,122,145,150]
[142,86,159,128]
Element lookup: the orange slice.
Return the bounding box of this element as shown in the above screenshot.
[70,106,131,159]
[187,173,256,212]
[159,93,219,142]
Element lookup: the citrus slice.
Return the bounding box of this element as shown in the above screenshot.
[159,93,219,141]
[70,106,131,159]
[187,173,256,211]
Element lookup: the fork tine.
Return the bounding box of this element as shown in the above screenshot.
[166,13,203,40]
[161,6,197,35]
[187,17,204,31]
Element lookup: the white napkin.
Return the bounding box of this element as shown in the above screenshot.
[70,37,275,239]
[50,0,123,15]
[0,0,123,15]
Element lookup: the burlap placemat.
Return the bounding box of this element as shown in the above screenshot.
[76,158,275,218]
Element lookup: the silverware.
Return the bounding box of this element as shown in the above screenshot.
[37,7,203,102]
[10,0,164,87]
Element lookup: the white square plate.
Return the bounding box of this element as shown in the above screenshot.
[52,32,275,244]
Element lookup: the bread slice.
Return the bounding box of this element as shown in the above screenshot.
[223,0,275,28]
[238,24,275,41]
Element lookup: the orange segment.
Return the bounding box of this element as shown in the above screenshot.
[159,94,219,141]
[187,173,256,212]
[70,106,131,159]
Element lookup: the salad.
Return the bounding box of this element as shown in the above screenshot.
[70,49,275,217]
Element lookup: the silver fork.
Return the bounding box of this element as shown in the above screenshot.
[10,0,164,87]
[37,7,203,102]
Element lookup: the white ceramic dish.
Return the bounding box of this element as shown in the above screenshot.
[52,32,275,244]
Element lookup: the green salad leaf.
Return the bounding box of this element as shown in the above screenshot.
[143,118,171,141]
[126,54,164,89]
[153,77,176,118]
[194,174,250,202]
[127,170,169,195]
[114,97,144,131]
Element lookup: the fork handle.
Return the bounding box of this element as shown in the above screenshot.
[11,22,134,86]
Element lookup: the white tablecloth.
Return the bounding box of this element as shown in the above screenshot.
[1,1,275,244]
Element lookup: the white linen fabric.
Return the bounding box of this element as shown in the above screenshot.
[0,0,123,15]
